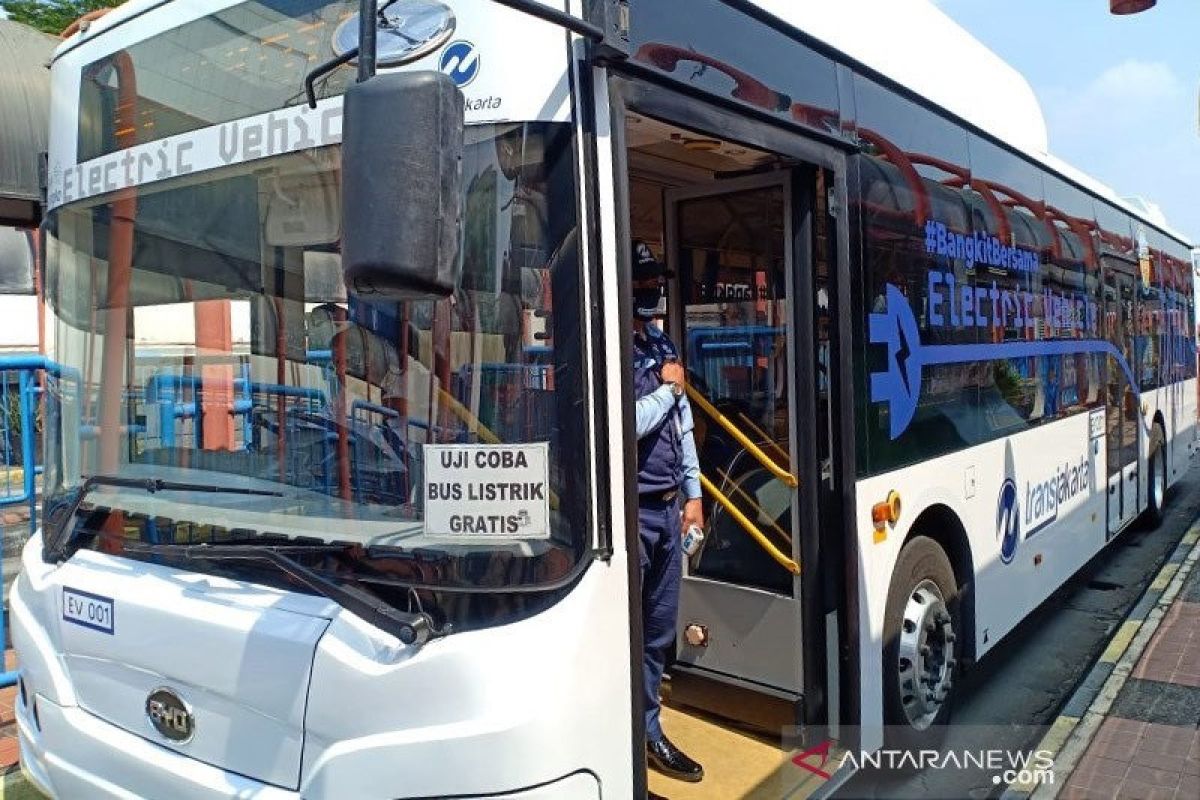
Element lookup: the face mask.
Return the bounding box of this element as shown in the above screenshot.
[633,286,664,319]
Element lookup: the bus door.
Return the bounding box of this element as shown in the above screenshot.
[661,162,838,709]
[1104,266,1139,534]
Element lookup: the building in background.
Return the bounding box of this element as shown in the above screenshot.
[0,19,56,357]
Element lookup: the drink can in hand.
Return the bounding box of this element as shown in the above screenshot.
[682,524,705,557]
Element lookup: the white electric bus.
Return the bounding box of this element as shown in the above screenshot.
[12,0,1197,798]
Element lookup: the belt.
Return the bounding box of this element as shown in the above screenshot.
[640,489,678,504]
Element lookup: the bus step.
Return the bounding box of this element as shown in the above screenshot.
[666,664,802,737]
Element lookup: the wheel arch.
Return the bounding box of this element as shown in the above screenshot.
[903,503,976,663]
[1152,411,1167,447]
[1152,411,1168,480]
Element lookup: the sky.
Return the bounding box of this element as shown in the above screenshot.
[932,0,1200,245]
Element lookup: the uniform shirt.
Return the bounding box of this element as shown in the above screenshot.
[633,324,702,500]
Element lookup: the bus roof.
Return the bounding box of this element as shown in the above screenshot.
[57,0,1191,245]
[757,0,1191,245]
[767,0,1049,154]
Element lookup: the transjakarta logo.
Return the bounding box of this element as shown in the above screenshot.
[996,455,1093,562]
[440,40,480,86]
[996,479,1020,564]
[1024,455,1091,537]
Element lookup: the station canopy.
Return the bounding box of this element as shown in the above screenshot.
[0,19,57,226]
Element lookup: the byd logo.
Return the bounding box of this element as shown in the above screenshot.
[145,688,193,742]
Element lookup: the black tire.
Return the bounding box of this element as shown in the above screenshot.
[1143,426,1167,529]
[882,535,960,752]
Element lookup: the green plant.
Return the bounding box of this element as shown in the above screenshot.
[1,383,43,467]
[993,361,1028,410]
[1,0,114,36]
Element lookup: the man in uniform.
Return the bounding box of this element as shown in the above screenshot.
[631,240,705,783]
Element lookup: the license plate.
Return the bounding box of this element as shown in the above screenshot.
[63,587,115,635]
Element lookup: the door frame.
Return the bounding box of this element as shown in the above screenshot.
[665,170,802,695]
[1102,260,1142,535]
[607,72,857,739]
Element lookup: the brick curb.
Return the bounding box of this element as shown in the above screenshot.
[1000,519,1200,799]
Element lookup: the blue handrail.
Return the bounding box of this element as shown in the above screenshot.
[0,354,69,689]
[686,325,783,401]
[144,371,328,450]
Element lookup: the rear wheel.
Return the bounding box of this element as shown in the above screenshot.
[1143,426,1167,528]
[883,536,959,750]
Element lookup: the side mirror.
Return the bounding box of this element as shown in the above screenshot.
[341,71,465,298]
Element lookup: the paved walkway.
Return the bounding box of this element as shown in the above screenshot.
[1,505,32,794]
[0,649,23,800]
[0,651,15,771]
[1052,529,1200,799]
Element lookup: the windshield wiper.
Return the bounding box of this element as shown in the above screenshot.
[121,539,443,646]
[43,475,285,563]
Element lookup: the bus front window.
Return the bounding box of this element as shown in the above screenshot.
[41,120,588,628]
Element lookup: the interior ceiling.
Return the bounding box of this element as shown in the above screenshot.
[625,113,777,174]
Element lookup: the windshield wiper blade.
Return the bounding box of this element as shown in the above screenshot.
[122,539,443,646]
[43,474,285,563]
[83,475,285,497]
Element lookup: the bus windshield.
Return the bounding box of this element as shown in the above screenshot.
[41,118,589,593]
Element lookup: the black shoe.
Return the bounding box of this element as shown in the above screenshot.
[647,736,704,783]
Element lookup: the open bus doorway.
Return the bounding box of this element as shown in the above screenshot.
[624,108,844,798]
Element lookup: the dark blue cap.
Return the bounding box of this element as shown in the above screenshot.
[632,240,672,279]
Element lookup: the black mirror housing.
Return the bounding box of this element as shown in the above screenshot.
[341,71,465,298]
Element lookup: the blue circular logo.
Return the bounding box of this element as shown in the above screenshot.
[996,478,1020,564]
[440,40,480,87]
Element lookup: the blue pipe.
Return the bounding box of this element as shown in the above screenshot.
[248,382,326,401]
[20,370,36,532]
[350,399,399,420]
[158,381,176,448]
[0,353,79,380]
[241,362,253,447]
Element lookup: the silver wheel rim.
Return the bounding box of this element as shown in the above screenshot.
[897,579,955,730]
[1153,448,1165,509]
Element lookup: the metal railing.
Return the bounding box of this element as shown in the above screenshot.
[0,354,73,689]
[683,380,801,575]
[687,325,784,403]
[0,364,40,515]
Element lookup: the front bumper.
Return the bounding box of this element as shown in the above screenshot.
[17,695,599,800]
[17,692,297,800]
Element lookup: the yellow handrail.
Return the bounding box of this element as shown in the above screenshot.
[713,464,792,548]
[686,384,798,488]
[736,410,792,468]
[700,473,800,575]
[437,388,501,444]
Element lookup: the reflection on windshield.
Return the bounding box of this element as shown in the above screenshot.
[78,0,359,162]
[42,123,587,589]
